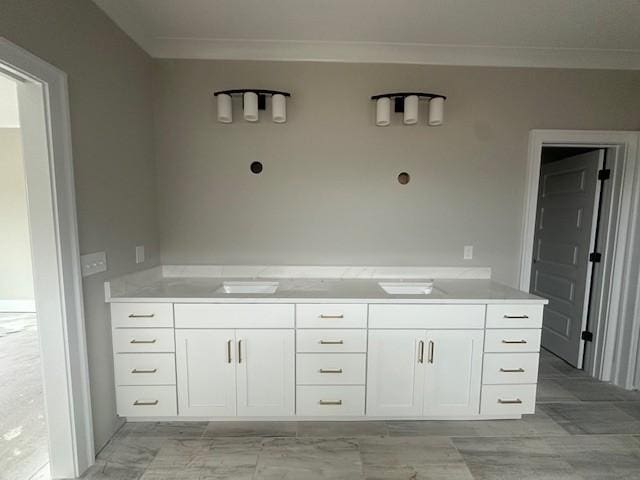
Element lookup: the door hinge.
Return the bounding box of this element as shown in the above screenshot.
[598,169,611,180]
[589,252,602,263]
[581,331,593,342]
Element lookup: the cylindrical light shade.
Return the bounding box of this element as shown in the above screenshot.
[217,93,232,123]
[272,94,287,123]
[403,95,419,125]
[428,97,444,126]
[376,97,391,126]
[243,92,259,122]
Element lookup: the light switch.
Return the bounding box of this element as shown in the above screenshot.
[464,245,473,260]
[135,245,145,264]
[80,251,107,277]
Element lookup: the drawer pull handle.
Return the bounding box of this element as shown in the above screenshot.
[319,340,344,345]
[503,315,529,319]
[319,314,344,319]
[128,313,155,318]
[130,339,157,344]
[428,340,435,364]
[319,400,342,406]
[418,340,425,363]
[319,368,343,374]
[500,368,525,373]
[502,339,527,344]
[133,400,159,406]
[497,398,523,404]
[227,340,232,363]
[238,340,242,363]
[131,368,157,374]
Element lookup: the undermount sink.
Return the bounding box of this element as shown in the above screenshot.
[219,281,279,294]
[378,281,434,295]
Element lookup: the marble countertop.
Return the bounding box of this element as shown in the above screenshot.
[106,276,547,304]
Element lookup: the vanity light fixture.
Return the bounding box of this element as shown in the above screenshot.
[213,89,291,124]
[371,92,446,127]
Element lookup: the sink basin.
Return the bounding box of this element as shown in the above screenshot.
[219,281,279,294]
[378,281,434,295]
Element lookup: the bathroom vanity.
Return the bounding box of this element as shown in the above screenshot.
[106,270,547,421]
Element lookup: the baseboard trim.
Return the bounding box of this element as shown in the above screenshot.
[0,299,36,313]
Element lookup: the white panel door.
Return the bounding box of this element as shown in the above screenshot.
[423,330,483,416]
[175,329,236,416]
[236,329,295,416]
[530,150,603,367]
[366,330,425,417]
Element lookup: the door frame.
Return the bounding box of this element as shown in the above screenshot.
[0,38,94,477]
[520,130,640,389]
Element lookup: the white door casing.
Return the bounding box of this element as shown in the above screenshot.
[530,150,603,367]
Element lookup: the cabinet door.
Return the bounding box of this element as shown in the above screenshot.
[366,330,425,417]
[423,330,483,416]
[236,329,294,416]
[176,329,236,416]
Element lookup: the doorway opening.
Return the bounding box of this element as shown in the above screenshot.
[520,130,640,390]
[0,38,95,479]
[0,74,48,479]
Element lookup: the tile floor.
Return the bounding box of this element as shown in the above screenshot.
[82,349,640,480]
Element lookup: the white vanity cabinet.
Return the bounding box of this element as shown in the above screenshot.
[174,304,295,417]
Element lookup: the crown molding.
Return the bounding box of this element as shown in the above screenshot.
[148,37,640,70]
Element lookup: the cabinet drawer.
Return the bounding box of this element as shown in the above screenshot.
[480,384,536,416]
[297,330,367,353]
[297,354,366,385]
[486,305,543,329]
[369,305,484,329]
[296,304,367,329]
[482,353,539,385]
[116,385,177,417]
[114,353,176,386]
[113,328,175,353]
[111,303,174,328]
[484,329,541,353]
[296,386,365,416]
[174,304,294,328]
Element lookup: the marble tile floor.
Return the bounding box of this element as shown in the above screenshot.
[82,349,640,480]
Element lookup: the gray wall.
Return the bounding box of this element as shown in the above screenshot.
[0,128,34,301]
[1,0,160,449]
[153,60,640,285]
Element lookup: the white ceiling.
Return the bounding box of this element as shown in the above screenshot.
[94,0,640,69]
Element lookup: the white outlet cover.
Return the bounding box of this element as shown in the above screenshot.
[136,245,145,264]
[464,245,473,260]
[80,251,107,277]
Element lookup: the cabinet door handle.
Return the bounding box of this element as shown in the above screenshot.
[319,400,342,406]
[319,368,343,374]
[133,400,158,406]
[503,315,529,319]
[131,368,157,374]
[497,398,523,404]
[128,313,155,318]
[238,340,242,363]
[130,339,157,344]
[500,368,525,373]
[319,340,344,345]
[227,340,232,363]
[418,340,425,363]
[319,314,344,319]
[428,340,435,364]
[501,339,527,344]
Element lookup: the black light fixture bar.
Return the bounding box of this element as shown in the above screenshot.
[214,89,291,111]
[371,92,446,113]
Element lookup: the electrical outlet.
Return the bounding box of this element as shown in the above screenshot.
[464,245,473,260]
[135,245,145,264]
[80,251,107,277]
